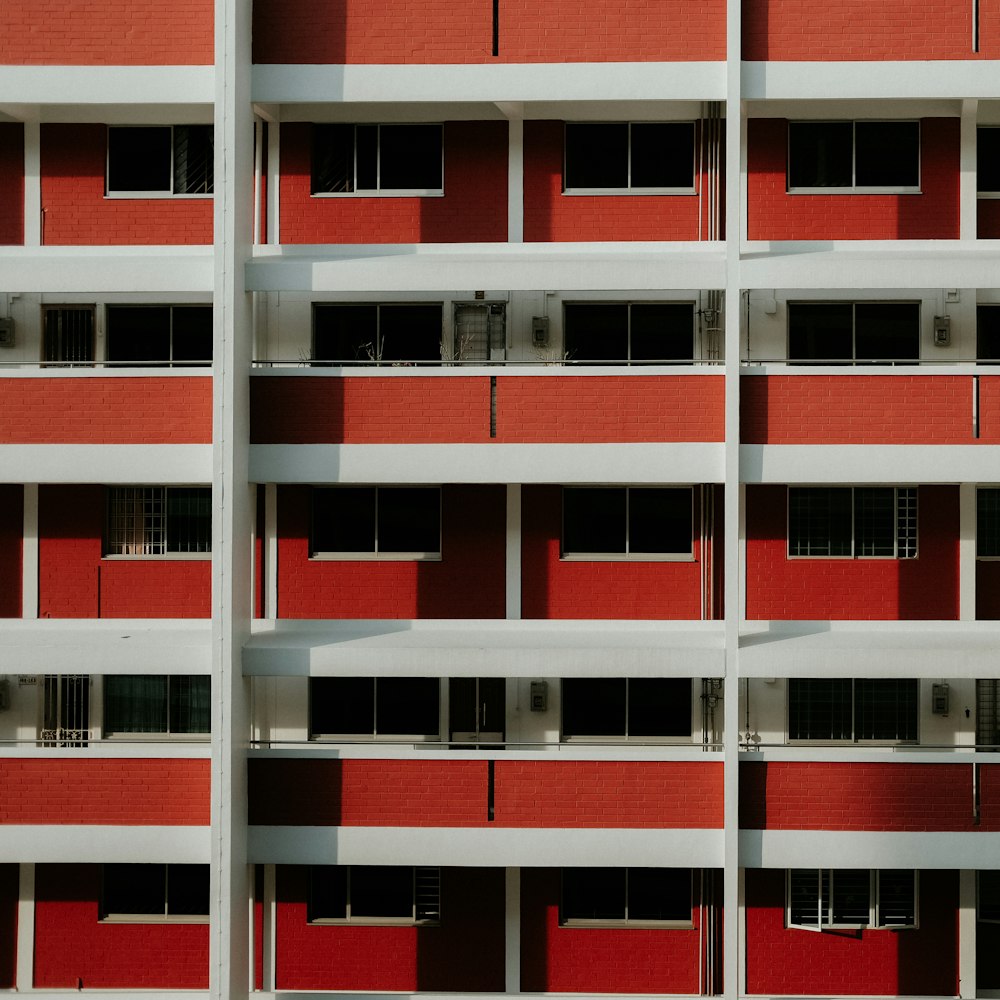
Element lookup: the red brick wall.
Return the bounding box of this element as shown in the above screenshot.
[981,376,1000,439]
[0,759,209,825]
[741,375,988,444]
[0,123,23,245]
[0,2,213,64]
[0,378,212,444]
[745,485,959,621]
[0,486,23,618]
[279,122,507,244]
[0,866,16,989]
[252,0,725,63]
[747,118,959,241]
[978,561,1000,619]
[33,864,208,989]
[276,484,506,619]
[38,485,212,619]
[40,125,213,246]
[521,485,708,620]
[521,867,711,993]
[979,200,1000,238]
[743,0,1000,60]
[745,868,958,996]
[274,865,504,991]
[524,121,717,242]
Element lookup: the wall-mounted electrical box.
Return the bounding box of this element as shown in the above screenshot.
[933,315,951,347]
[531,316,549,348]
[529,681,548,712]
[932,683,949,715]
[0,318,14,348]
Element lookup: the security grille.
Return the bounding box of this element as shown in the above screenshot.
[414,867,441,922]
[454,303,505,361]
[106,487,211,556]
[42,307,95,366]
[977,679,1000,748]
[40,674,90,747]
[173,125,214,195]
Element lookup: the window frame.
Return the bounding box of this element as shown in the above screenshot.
[978,488,1000,559]
[106,124,214,199]
[978,871,1000,923]
[309,676,443,743]
[786,869,918,931]
[559,868,694,929]
[563,121,698,196]
[104,486,212,560]
[100,863,210,923]
[786,120,922,195]
[562,301,698,364]
[786,300,921,365]
[102,674,211,740]
[560,678,694,744]
[977,126,1000,197]
[40,305,96,367]
[311,302,444,366]
[105,304,213,367]
[307,866,441,925]
[787,678,920,746]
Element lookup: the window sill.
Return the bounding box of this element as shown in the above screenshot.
[786,555,914,561]
[100,914,209,924]
[560,553,695,562]
[978,192,1000,199]
[308,918,440,926]
[104,192,213,200]
[310,734,440,742]
[786,187,922,195]
[102,733,210,741]
[561,736,695,745]
[309,552,442,562]
[311,190,445,198]
[102,553,212,561]
[560,919,694,929]
[562,187,697,196]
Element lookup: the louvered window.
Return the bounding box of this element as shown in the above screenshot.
[308,866,441,924]
[788,870,917,930]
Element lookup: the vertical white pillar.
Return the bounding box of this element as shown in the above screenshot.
[961,100,979,242]
[15,863,34,992]
[507,117,524,243]
[261,864,277,992]
[506,484,522,620]
[959,868,977,999]
[505,866,521,993]
[252,119,263,246]
[960,482,977,621]
[21,484,38,619]
[266,122,280,246]
[23,120,41,247]
[265,482,278,618]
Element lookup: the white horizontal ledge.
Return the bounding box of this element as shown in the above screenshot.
[0,65,214,108]
[252,746,724,762]
[0,825,210,863]
[0,444,213,483]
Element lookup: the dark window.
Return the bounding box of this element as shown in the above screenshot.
[564,303,695,362]
[788,121,919,190]
[978,489,1000,557]
[101,864,209,920]
[978,306,1000,363]
[561,868,692,925]
[105,486,211,556]
[562,487,692,558]
[788,487,917,559]
[564,122,695,191]
[312,124,443,194]
[104,675,210,736]
[309,677,440,739]
[788,870,916,929]
[42,306,95,366]
[978,127,1000,193]
[311,486,441,557]
[562,678,692,740]
[309,866,440,924]
[788,302,919,363]
[788,678,918,742]
[979,871,1000,923]
[107,125,213,195]
[313,303,442,364]
[107,305,212,366]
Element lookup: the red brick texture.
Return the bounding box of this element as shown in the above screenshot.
[0,378,212,444]
[0,759,209,825]
[521,867,716,993]
[0,866,15,989]
[33,864,208,989]
[274,866,504,991]
[521,484,713,620]
[745,485,959,621]
[524,121,721,242]
[0,2,213,64]
[743,0,1000,60]
[40,125,213,246]
[0,123,24,245]
[747,118,959,241]
[252,0,725,63]
[276,484,506,619]
[38,485,212,619]
[745,868,958,996]
[741,375,998,444]
[249,759,723,828]
[279,122,507,244]
[0,486,23,618]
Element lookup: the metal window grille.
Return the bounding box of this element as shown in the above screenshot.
[42,307,94,366]
[978,489,1000,557]
[977,679,1000,747]
[789,487,916,558]
[788,870,915,929]
[894,487,918,558]
[40,674,90,747]
[414,867,441,922]
[789,678,917,743]
[107,487,211,556]
[453,303,505,361]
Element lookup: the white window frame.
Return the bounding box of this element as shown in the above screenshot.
[308,676,443,743]
[977,487,1000,559]
[786,300,921,364]
[102,674,211,741]
[786,870,918,931]
[307,866,441,926]
[978,125,1000,198]
[104,486,212,560]
[559,868,694,929]
[100,863,210,924]
[105,304,213,367]
[105,125,214,199]
[786,678,920,746]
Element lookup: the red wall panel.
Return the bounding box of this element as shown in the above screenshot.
[276,484,506,619]
[279,122,507,244]
[521,485,708,620]
[980,376,1000,440]
[745,485,959,621]
[38,485,211,619]
[0,486,23,618]
[0,866,16,989]
[747,118,959,241]
[41,125,213,246]
[33,864,208,989]
[520,868,711,993]
[0,378,212,444]
[0,759,209,825]
[275,865,504,991]
[524,121,718,242]
[252,0,724,63]
[0,2,213,64]
[0,123,23,245]
[745,868,958,996]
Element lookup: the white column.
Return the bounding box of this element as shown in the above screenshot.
[266,121,280,245]
[15,863,34,992]
[265,482,278,618]
[960,482,977,621]
[23,120,40,247]
[959,868,977,999]
[507,117,524,243]
[961,100,979,242]
[506,484,521,620]
[21,484,38,619]
[261,864,277,992]
[505,866,521,994]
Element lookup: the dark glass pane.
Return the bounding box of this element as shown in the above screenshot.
[103,863,165,915]
[106,307,171,364]
[789,487,853,557]
[978,127,1000,193]
[565,124,628,189]
[166,487,211,553]
[789,869,823,927]
[377,487,440,553]
[104,675,168,734]
[480,678,506,735]
[788,678,853,741]
[108,127,172,192]
[562,679,626,738]
[978,488,1000,557]
[376,677,439,737]
[171,306,213,364]
[628,868,691,921]
[855,679,918,741]
[562,868,626,921]
[351,866,413,918]
[312,487,377,554]
[629,487,691,554]
[831,870,871,924]
[312,124,355,194]
[630,123,695,188]
[313,305,379,363]
[980,871,1000,921]
[449,677,478,735]
[310,677,375,737]
[309,866,348,920]
[173,125,214,195]
[855,122,919,187]
[379,124,442,190]
[169,675,210,734]
[378,304,442,363]
[788,122,853,188]
[978,305,1000,364]
[628,679,692,738]
[788,303,853,362]
[878,871,915,927]
[356,125,378,190]
[630,303,694,361]
[564,304,628,362]
[167,864,210,916]
[854,487,896,557]
[563,487,627,554]
[854,303,919,362]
